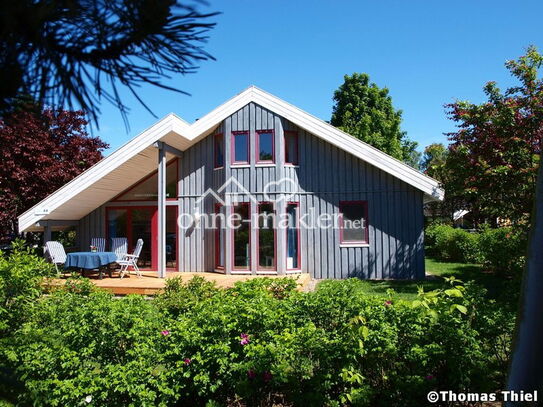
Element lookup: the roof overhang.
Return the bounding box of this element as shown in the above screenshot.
[18,86,444,233]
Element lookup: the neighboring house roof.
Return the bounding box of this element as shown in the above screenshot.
[453,209,470,221]
[18,86,445,233]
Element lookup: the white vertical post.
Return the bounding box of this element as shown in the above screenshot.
[43,222,52,243]
[276,200,286,275]
[157,143,166,278]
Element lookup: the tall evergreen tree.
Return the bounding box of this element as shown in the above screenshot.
[0,0,218,127]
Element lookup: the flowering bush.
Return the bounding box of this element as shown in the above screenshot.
[1,275,514,406]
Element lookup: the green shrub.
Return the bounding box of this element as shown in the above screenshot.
[478,226,526,274]
[0,240,55,334]
[425,223,481,263]
[2,276,514,406]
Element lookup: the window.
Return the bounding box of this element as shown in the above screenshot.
[232,131,249,164]
[257,130,274,163]
[214,134,224,168]
[257,202,275,270]
[114,159,178,201]
[339,201,369,244]
[286,202,300,270]
[233,202,250,269]
[215,204,225,269]
[285,131,298,165]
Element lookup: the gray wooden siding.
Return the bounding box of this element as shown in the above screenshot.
[77,102,424,279]
[78,206,105,250]
[219,102,424,279]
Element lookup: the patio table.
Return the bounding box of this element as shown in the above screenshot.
[64,252,118,279]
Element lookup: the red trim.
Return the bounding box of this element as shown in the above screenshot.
[214,133,224,169]
[256,129,275,164]
[231,202,251,271]
[214,203,224,269]
[284,131,299,165]
[256,202,276,271]
[339,201,369,244]
[166,206,179,271]
[105,206,179,271]
[286,202,301,271]
[231,131,250,165]
[151,208,158,269]
[112,158,179,202]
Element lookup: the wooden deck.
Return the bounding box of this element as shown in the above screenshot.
[48,270,312,295]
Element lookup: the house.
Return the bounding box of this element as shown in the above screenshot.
[18,86,444,280]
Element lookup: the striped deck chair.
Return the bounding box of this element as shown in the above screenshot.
[45,241,67,273]
[110,237,128,261]
[90,237,106,252]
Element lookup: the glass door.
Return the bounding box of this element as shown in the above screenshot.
[107,206,178,271]
[131,208,154,269]
[166,207,177,270]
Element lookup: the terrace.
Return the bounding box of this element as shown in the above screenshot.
[47,270,312,295]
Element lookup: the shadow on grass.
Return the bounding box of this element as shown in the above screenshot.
[360,258,521,307]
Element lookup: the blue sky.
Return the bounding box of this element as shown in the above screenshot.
[96,0,543,154]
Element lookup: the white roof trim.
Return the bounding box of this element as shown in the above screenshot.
[18,86,444,232]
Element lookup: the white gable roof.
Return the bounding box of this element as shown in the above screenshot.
[18,86,444,232]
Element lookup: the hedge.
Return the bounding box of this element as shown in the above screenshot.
[0,245,515,406]
[425,223,526,274]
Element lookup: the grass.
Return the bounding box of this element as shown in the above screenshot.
[355,258,521,307]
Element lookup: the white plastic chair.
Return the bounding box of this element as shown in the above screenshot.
[110,237,128,261]
[118,239,144,278]
[90,237,106,252]
[45,241,67,273]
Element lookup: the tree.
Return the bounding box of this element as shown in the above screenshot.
[445,46,543,226]
[421,143,449,180]
[0,102,108,239]
[331,73,419,166]
[0,0,218,127]
[421,143,453,221]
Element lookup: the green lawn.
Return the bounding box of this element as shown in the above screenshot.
[355,258,521,307]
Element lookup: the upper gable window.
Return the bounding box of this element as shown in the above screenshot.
[285,131,298,165]
[114,159,178,201]
[232,131,249,164]
[214,133,224,168]
[257,130,274,163]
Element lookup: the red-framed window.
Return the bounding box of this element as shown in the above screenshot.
[214,133,224,168]
[112,158,178,201]
[232,202,251,270]
[339,201,369,244]
[215,203,225,269]
[286,202,301,270]
[256,130,274,163]
[257,202,276,271]
[231,131,250,165]
[284,131,299,165]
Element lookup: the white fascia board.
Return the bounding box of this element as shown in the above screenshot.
[18,114,189,232]
[18,86,444,233]
[248,87,444,201]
